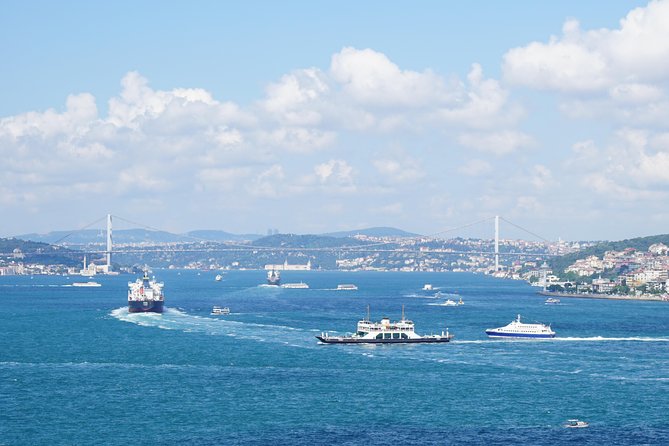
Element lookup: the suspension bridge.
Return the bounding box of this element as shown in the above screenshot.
[7,214,557,272]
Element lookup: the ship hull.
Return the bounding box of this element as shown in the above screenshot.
[128,300,164,313]
[485,331,554,339]
[316,336,451,344]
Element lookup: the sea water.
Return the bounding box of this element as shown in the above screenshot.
[1,270,668,445]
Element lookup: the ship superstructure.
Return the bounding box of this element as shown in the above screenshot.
[267,269,281,286]
[127,271,164,313]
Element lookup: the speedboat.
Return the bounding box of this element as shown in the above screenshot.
[485,314,555,339]
[215,274,223,281]
[545,297,560,305]
[439,299,458,306]
[317,306,453,344]
[564,419,589,428]
[422,284,433,291]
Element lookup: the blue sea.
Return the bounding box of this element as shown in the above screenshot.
[1,270,668,445]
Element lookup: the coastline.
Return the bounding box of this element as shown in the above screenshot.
[538,290,667,302]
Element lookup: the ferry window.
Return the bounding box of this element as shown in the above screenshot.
[401,333,408,339]
[376,334,383,339]
[393,333,400,339]
[384,333,391,339]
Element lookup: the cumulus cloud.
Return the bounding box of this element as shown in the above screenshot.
[457,130,534,155]
[373,154,424,183]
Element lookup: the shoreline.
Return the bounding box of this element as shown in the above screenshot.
[538,290,667,302]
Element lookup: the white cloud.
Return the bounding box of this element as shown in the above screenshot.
[373,155,424,183]
[312,159,356,193]
[457,130,534,155]
[503,1,669,95]
[458,159,493,176]
[330,47,446,107]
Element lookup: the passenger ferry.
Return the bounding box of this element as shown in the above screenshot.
[211,306,230,315]
[316,306,453,344]
[281,282,309,289]
[485,314,555,339]
[336,284,358,290]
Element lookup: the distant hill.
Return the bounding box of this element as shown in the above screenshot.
[16,229,263,245]
[186,230,262,242]
[322,227,420,238]
[550,233,669,273]
[252,233,374,249]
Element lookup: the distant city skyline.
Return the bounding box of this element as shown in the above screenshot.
[3,0,669,241]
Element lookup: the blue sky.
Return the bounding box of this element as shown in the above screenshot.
[2,0,668,241]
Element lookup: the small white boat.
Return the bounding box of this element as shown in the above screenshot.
[564,419,589,428]
[336,284,358,290]
[422,284,433,291]
[215,274,223,281]
[211,306,230,315]
[439,299,458,306]
[545,297,560,305]
[281,282,309,289]
[72,281,101,287]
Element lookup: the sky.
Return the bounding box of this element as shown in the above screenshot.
[2,0,669,241]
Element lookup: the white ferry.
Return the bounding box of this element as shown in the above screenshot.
[316,306,453,344]
[211,306,230,315]
[282,282,309,289]
[485,314,555,339]
[336,284,358,290]
[72,281,101,287]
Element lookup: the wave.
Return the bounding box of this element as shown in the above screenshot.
[109,307,315,348]
[453,336,669,344]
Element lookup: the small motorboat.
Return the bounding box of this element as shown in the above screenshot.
[564,419,589,428]
[545,297,560,305]
[211,306,230,315]
[422,284,433,291]
[439,299,458,306]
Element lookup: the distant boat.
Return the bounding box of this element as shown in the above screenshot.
[281,282,309,289]
[545,297,560,305]
[439,299,458,306]
[72,281,101,287]
[564,419,589,428]
[422,284,433,291]
[215,274,223,281]
[211,306,230,316]
[336,284,358,290]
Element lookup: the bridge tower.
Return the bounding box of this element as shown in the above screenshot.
[494,215,499,271]
[106,214,112,272]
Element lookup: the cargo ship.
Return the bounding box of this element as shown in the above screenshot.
[128,271,164,313]
[267,269,281,286]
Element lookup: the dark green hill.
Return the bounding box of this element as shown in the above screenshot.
[0,237,82,266]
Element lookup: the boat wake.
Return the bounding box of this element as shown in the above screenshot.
[454,336,669,344]
[109,307,315,348]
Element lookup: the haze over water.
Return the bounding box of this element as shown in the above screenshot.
[1,270,668,445]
